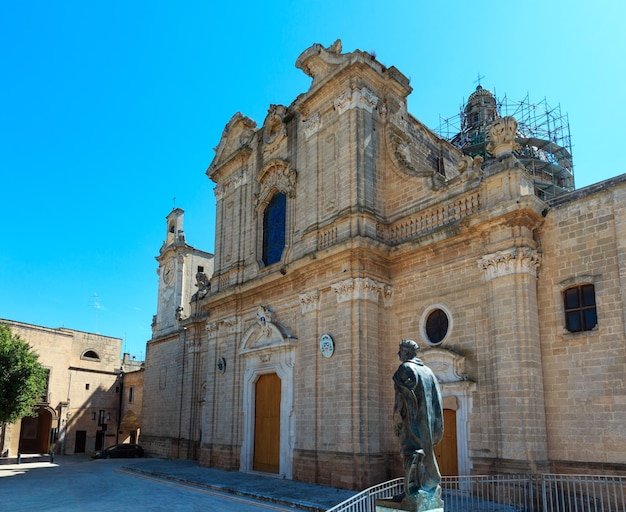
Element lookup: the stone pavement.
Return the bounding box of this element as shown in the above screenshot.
[119,458,356,512]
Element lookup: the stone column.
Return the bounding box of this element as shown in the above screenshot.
[478,246,549,471]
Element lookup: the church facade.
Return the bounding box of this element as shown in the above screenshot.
[141,41,626,490]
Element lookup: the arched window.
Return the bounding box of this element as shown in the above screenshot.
[81,350,100,361]
[263,192,286,266]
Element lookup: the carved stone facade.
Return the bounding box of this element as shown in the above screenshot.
[141,41,626,490]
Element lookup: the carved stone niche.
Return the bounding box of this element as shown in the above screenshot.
[262,105,287,157]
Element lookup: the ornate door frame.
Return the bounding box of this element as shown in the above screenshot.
[239,307,296,479]
[421,348,476,477]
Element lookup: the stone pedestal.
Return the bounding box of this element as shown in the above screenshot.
[376,489,444,512]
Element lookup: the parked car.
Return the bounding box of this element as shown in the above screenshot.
[92,444,144,459]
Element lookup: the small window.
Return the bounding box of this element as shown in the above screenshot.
[40,368,50,402]
[82,350,100,361]
[128,386,134,403]
[197,266,204,273]
[564,284,597,332]
[98,410,105,425]
[425,308,449,345]
[85,383,90,390]
[262,192,287,266]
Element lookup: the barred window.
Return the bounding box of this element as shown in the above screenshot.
[564,284,597,332]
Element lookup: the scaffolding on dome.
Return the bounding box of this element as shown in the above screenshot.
[437,90,574,201]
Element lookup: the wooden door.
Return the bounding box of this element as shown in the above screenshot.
[253,373,281,473]
[434,409,458,476]
[18,415,38,453]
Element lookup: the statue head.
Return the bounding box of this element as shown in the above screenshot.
[398,339,419,361]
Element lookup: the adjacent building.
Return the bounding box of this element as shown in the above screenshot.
[0,319,143,458]
[140,41,626,490]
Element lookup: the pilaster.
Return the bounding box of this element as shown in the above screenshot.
[478,246,548,468]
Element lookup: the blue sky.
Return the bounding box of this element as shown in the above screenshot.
[1,1,625,360]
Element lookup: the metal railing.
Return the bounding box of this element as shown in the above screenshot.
[326,478,404,512]
[326,474,626,512]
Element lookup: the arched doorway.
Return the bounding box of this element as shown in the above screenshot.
[253,373,281,473]
[19,407,53,454]
[239,306,296,479]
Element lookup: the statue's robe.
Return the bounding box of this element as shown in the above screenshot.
[393,357,444,493]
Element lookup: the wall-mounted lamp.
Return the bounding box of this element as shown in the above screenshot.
[107,413,111,421]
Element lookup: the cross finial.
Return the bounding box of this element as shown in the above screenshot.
[474,73,486,86]
[173,196,176,209]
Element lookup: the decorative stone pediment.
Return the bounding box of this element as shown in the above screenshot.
[254,159,297,209]
[239,305,297,356]
[207,113,257,180]
[420,348,469,384]
[296,39,348,85]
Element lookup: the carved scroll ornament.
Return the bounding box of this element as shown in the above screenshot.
[486,116,520,158]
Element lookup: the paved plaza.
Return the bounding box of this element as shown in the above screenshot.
[0,455,355,511]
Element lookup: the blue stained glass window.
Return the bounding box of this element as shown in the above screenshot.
[263,192,286,266]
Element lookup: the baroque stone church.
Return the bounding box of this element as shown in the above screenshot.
[141,40,626,490]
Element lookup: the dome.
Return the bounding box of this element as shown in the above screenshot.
[463,85,498,132]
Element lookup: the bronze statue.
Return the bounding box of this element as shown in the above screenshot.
[393,339,444,511]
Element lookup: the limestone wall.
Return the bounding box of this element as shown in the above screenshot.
[539,182,626,470]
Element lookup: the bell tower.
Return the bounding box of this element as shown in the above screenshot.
[154,209,187,337]
[152,208,215,339]
[165,208,185,247]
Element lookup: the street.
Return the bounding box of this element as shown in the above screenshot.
[0,457,303,511]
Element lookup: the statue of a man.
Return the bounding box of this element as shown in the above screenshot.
[393,339,444,509]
